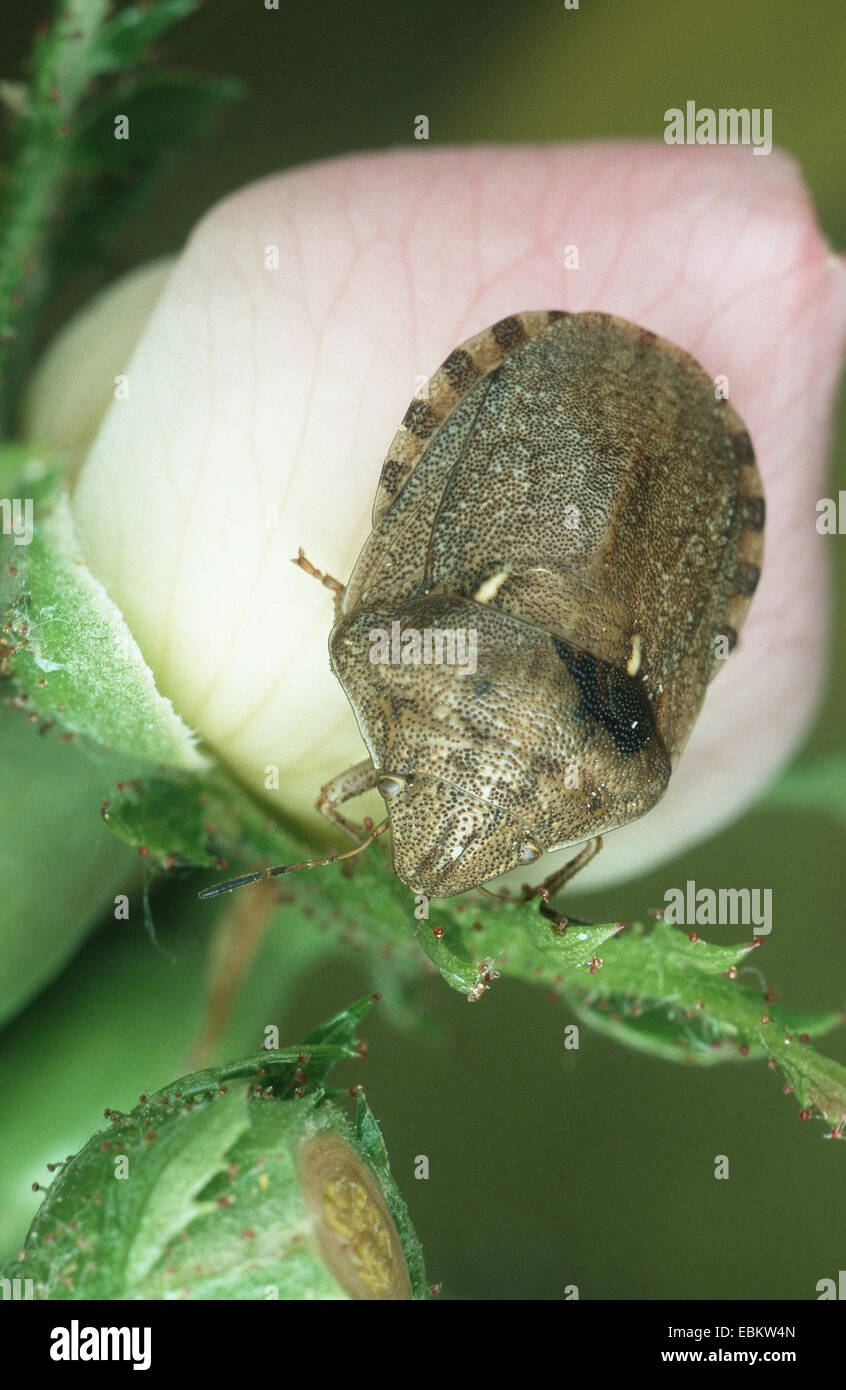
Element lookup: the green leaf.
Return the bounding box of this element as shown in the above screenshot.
[414,905,624,998]
[354,1094,390,1177]
[102,776,220,867]
[58,70,242,268]
[770,1005,846,1038]
[297,997,374,1090]
[72,71,244,173]
[88,1,202,75]
[559,923,846,1126]
[0,458,207,771]
[353,1092,430,1299]
[569,993,734,1064]
[569,992,845,1067]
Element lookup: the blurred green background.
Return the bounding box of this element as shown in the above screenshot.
[1,0,844,1299]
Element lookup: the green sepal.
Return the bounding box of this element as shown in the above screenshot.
[0,1000,429,1300]
[0,454,207,771]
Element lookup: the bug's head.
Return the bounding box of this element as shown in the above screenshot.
[375,770,543,897]
[330,600,671,899]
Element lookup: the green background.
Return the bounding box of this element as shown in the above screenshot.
[1,0,844,1299]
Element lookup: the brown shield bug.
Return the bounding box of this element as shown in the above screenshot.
[201,310,764,909]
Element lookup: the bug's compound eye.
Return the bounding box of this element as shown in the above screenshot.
[377,774,406,800]
[520,842,542,865]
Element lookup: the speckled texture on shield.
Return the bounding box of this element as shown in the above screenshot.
[347,310,763,763]
[330,311,764,896]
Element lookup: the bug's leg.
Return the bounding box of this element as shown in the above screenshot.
[476,882,527,906]
[475,836,603,929]
[533,836,603,932]
[292,547,346,622]
[532,836,603,900]
[316,759,381,842]
[198,761,384,900]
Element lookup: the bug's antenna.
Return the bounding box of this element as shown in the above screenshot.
[197,818,390,901]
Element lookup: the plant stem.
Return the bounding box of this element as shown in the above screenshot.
[0,0,111,431]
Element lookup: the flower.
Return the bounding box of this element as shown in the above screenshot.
[24,144,846,888]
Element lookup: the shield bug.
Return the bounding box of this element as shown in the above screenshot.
[201,310,764,906]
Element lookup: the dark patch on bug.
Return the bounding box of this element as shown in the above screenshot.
[440,348,478,392]
[491,316,526,351]
[547,310,568,323]
[717,624,738,652]
[379,458,403,496]
[402,398,440,438]
[731,430,756,467]
[732,562,760,597]
[742,496,765,532]
[551,637,656,756]
[473,679,494,698]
